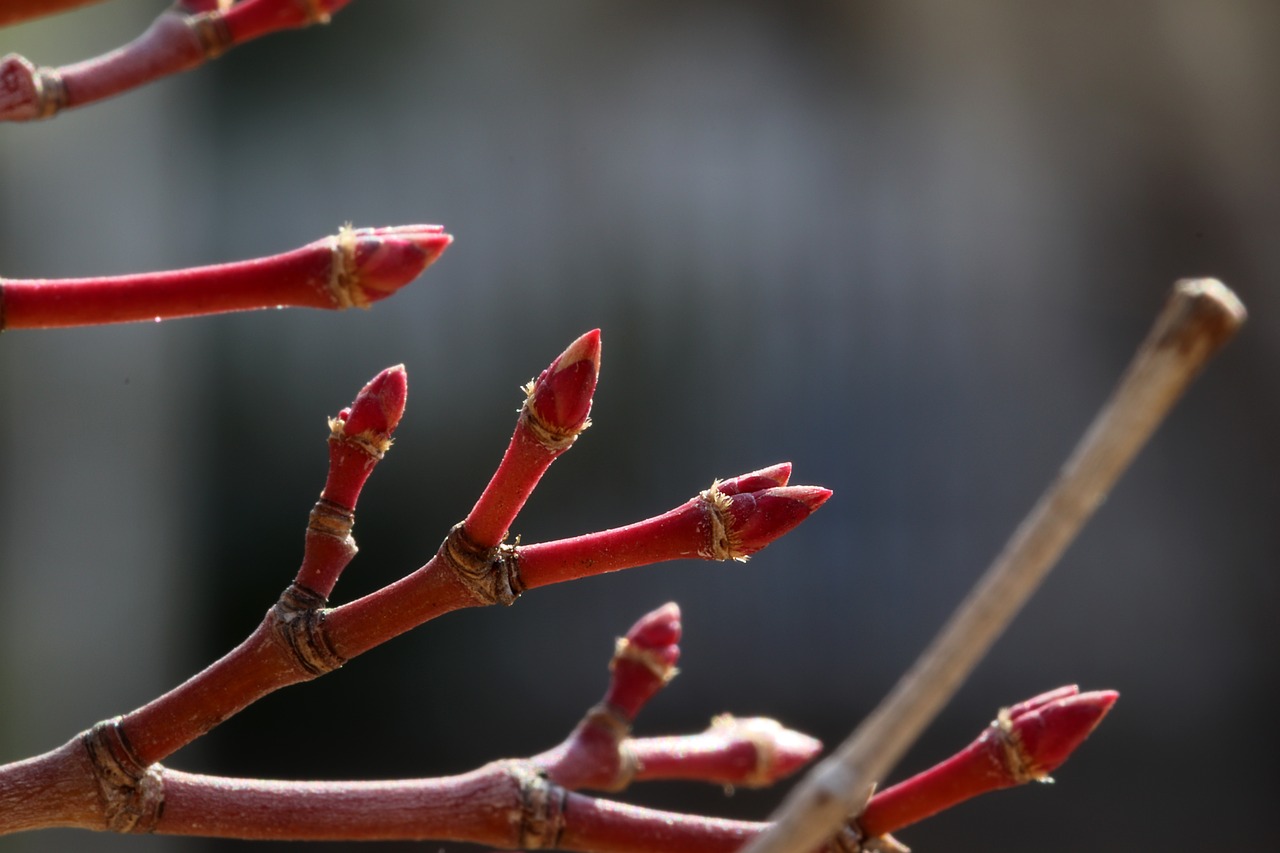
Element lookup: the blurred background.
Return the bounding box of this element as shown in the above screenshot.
[2,1,1278,851]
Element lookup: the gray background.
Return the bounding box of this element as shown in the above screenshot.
[2,2,1278,851]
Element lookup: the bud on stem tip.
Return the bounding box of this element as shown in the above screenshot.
[858,686,1118,839]
[336,364,409,441]
[525,329,602,440]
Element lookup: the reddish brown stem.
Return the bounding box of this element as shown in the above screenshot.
[0,0,353,121]
[154,764,775,850]
[0,225,450,329]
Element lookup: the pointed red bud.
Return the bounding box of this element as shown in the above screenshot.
[1006,686,1118,777]
[710,484,833,559]
[526,329,602,438]
[337,364,408,441]
[860,686,1118,838]
[343,225,453,301]
[605,602,683,718]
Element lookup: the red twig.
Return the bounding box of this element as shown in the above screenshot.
[859,686,1118,839]
[294,364,408,599]
[462,329,603,550]
[515,471,829,590]
[0,225,451,329]
[0,0,353,121]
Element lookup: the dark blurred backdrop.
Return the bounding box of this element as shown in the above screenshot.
[2,2,1278,851]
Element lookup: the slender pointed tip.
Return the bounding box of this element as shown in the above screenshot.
[553,328,603,377]
[1006,685,1080,719]
[795,485,834,512]
[717,463,794,495]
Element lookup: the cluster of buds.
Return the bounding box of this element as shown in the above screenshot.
[0,310,1118,848]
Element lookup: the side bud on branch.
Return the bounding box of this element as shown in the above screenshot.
[461,329,603,550]
[514,467,831,590]
[297,364,409,598]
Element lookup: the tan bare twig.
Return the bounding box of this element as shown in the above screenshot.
[743,279,1246,853]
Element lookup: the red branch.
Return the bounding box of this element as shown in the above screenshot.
[1,0,354,121]
[0,225,451,329]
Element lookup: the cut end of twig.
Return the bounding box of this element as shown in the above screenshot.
[0,54,64,122]
[1001,685,1118,779]
[701,477,832,560]
[1157,279,1246,361]
[329,225,452,308]
[523,329,602,447]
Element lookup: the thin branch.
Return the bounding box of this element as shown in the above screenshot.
[0,0,353,122]
[0,225,451,330]
[743,279,1246,853]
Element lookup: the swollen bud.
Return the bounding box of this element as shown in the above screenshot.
[525,329,602,441]
[347,225,453,300]
[338,364,409,442]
